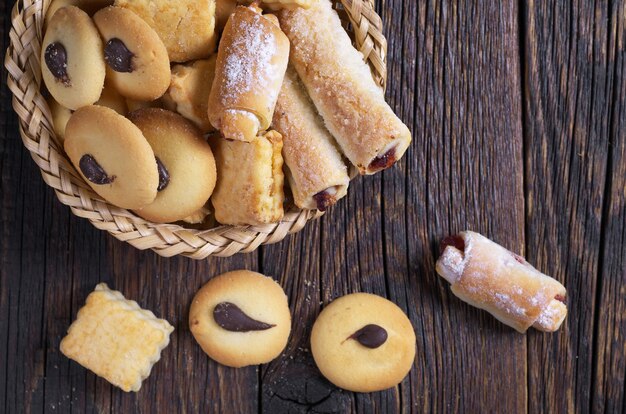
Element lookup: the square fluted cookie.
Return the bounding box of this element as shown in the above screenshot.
[60,283,174,392]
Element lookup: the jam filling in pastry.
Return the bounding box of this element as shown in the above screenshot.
[208,5,289,142]
[436,231,568,333]
[278,0,412,174]
[272,66,349,211]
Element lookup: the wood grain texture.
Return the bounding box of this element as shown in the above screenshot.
[404,0,527,412]
[2,0,626,412]
[2,1,48,410]
[591,2,626,412]
[522,1,622,412]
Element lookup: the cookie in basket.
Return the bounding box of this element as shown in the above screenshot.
[210,130,285,226]
[261,0,313,10]
[64,105,159,209]
[128,108,217,223]
[47,83,125,144]
[95,82,127,115]
[311,293,416,392]
[114,0,217,62]
[60,283,174,392]
[215,0,237,32]
[41,6,106,110]
[93,6,170,101]
[47,98,72,144]
[44,0,113,27]
[189,270,291,367]
[9,0,391,259]
[126,98,163,112]
[162,57,217,133]
[180,205,212,225]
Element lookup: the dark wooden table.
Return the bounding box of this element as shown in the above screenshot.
[2,0,625,412]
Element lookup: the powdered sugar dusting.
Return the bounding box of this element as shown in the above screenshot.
[437,248,465,282]
[534,301,560,328]
[494,292,526,316]
[222,12,279,100]
[225,109,259,125]
[437,232,473,283]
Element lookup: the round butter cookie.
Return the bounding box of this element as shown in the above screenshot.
[45,0,113,28]
[311,293,416,392]
[64,105,159,209]
[95,82,127,115]
[47,98,73,144]
[125,98,163,113]
[128,108,217,223]
[189,270,291,368]
[41,6,106,110]
[93,6,170,101]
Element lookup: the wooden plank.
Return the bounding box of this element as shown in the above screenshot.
[41,192,74,414]
[591,2,626,412]
[1,5,26,414]
[522,1,615,412]
[379,0,420,411]
[6,0,614,413]
[259,2,526,412]
[2,3,50,402]
[0,25,18,414]
[403,0,526,412]
[318,177,400,414]
[66,216,113,413]
[260,2,401,412]
[1,137,48,413]
[259,223,346,412]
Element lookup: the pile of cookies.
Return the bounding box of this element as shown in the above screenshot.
[61,271,416,393]
[42,0,412,227]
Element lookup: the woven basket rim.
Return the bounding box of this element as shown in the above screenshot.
[4,0,388,259]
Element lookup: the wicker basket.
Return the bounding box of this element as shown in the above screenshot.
[4,0,388,259]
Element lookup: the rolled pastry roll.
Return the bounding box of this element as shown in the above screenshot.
[210,131,285,225]
[273,67,350,211]
[207,5,289,142]
[278,1,412,174]
[436,231,567,333]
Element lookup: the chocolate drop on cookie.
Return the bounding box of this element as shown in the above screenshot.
[213,302,275,332]
[369,147,397,171]
[79,154,116,185]
[347,324,388,348]
[439,235,465,256]
[155,157,170,191]
[104,38,134,73]
[44,42,70,85]
[313,190,335,212]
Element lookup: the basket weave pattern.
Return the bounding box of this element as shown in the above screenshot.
[4,0,387,258]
